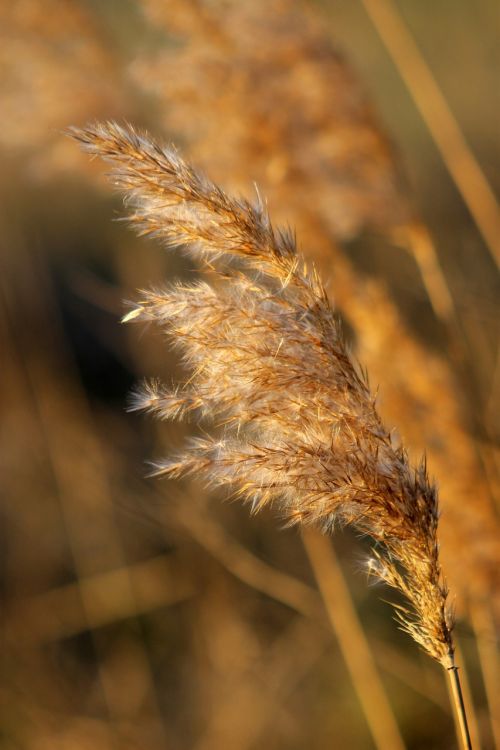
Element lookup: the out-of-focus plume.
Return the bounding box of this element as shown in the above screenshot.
[0,0,124,174]
[71,121,455,665]
[134,0,411,241]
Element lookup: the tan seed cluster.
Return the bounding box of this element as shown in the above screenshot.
[71,121,454,663]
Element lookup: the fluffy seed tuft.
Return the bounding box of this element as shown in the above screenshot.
[70,122,454,663]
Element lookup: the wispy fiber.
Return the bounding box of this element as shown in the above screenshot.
[70,121,454,664]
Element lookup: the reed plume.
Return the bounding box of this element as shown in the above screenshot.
[70,122,456,669]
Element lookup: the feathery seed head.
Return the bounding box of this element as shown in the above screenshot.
[70,121,454,663]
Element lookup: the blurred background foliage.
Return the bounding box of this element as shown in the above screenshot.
[1,1,499,748]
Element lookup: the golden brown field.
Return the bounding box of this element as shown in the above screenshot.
[1,1,499,748]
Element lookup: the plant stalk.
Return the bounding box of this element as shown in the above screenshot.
[444,655,473,750]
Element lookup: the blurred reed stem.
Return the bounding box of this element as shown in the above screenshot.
[469,599,500,749]
[361,0,500,268]
[302,528,405,750]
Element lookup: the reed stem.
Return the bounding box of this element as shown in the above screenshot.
[444,655,473,750]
